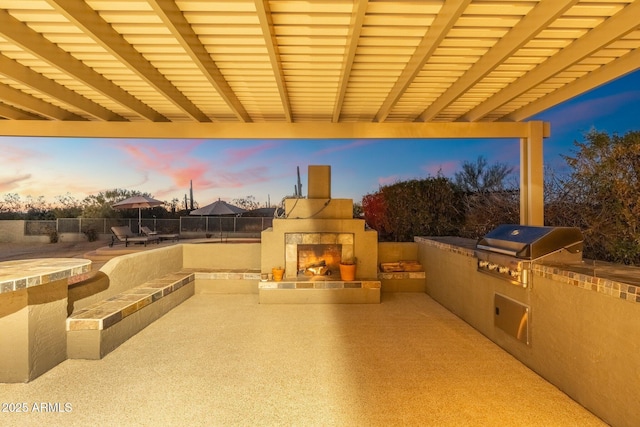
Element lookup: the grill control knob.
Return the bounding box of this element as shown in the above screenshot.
[498,266,509,274]
[488,263,498,271]
[479,260,489,268]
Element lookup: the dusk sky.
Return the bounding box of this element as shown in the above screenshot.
[1,69,639,209]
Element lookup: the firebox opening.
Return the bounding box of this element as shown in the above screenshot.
[297,244,342,278]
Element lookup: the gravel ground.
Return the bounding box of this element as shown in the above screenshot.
[0,240,107,262]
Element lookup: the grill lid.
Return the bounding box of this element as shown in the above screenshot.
[476,224,583,260]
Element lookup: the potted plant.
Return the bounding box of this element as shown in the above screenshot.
[272,266,285,282]
[339,257,356,281]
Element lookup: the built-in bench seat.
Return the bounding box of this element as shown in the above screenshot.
[66,271,195,359]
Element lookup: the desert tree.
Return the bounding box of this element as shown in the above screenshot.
[454,156,518,238]
[551,129,640,264]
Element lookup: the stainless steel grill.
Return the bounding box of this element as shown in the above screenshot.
[475,225,583,287]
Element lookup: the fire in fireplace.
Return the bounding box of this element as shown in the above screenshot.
[297,244,342,277]
[284,232,354,280]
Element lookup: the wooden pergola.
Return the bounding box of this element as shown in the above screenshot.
[0,1,638,224]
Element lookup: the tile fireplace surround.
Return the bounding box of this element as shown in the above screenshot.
[285,232,353,279]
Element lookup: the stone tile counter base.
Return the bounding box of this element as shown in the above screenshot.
[0,258,92,383]
[415,236,640,427]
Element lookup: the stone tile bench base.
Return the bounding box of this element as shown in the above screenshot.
[378,271,426,292]
[66,272,195,360]
[183,269,261,294]
[259,280,381,304]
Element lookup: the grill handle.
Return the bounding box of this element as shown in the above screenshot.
[475,244,518,257]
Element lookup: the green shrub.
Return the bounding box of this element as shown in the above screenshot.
[83,227,99,242]
[363,177,464,241]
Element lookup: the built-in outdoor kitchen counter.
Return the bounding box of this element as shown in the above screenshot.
[416,235,640,303]
[0,258,92,383]
[415,234,640,427]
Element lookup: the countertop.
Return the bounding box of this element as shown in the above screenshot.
[0,258,92,294]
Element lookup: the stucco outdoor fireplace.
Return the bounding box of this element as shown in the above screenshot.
[260,165,380,303]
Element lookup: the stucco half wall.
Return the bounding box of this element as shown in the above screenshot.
[182,242,261,270]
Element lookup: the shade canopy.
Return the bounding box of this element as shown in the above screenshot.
[189,199,246,216]
[112,195,164,210]
[112,195,164,229]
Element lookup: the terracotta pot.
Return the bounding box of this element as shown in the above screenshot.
[339,263,356,281]
[272,267,285,282]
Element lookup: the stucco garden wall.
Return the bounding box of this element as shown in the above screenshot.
[182,242,261,270]
[0,220,49,243]
[377,242,418,263]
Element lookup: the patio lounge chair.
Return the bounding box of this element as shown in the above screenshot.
[110,226,160,247]
[141,226,180,242]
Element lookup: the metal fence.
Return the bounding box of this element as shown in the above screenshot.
[24,217,274,237]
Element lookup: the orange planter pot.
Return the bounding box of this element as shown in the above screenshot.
[339,263,356,281]
[272,267,285,281]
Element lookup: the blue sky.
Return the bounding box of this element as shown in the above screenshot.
[1,69,639,208]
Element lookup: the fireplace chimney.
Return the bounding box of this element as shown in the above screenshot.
[307,165,331,199]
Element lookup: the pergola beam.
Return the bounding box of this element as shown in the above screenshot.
[0,83,86,121]
[463,1,640,122]
[333,0,368,123]
[0,9,167,122]
[254,0,291,122]
[0,120,549,140]
[376,0,471,123]
[0,54,125,122]
[417,0,579,122]
[47,0,210,122]
[149,0,251,122]
[505,48,640,122]
[0,102,43,120]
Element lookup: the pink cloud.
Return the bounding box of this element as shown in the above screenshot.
[378,175,400,186]
[224,141,281,164]
[114,140,212,189]
[198,166,271,190]
[113,140,275,196]
[0,144,44,166]
[0,173,32,191]
[315,139,380,156]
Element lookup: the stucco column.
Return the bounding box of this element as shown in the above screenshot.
[520,121,545,225]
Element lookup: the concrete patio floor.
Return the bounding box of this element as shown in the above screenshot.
[1,292,605,426]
